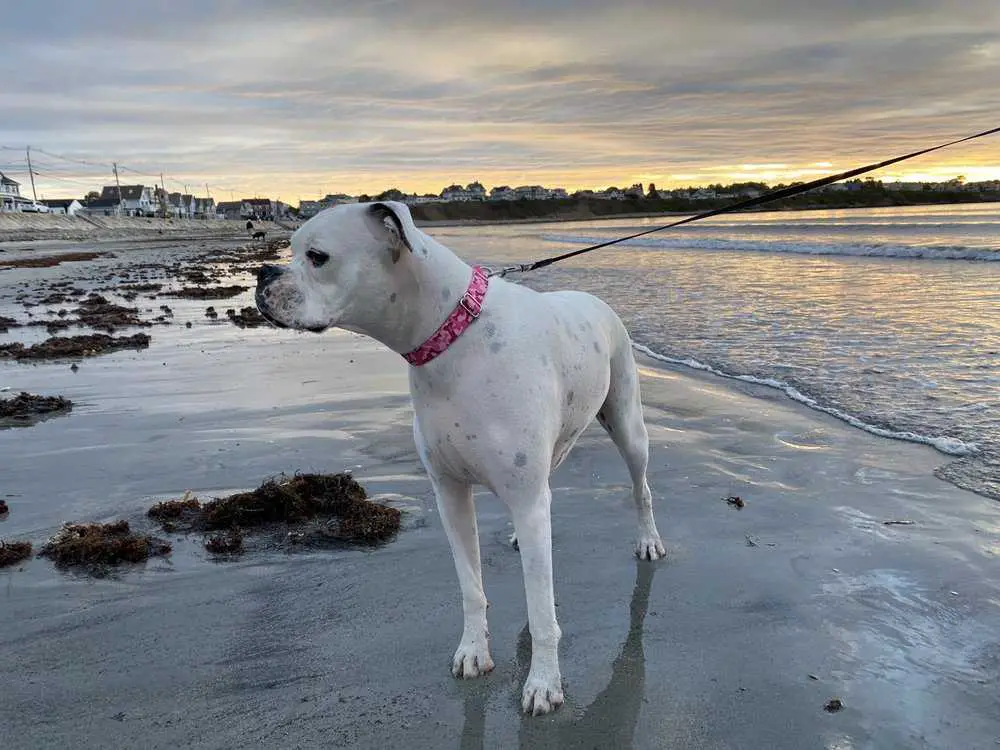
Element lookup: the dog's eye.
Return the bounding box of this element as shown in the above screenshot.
[306,249,330,268]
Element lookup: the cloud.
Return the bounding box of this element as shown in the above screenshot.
[2,0,998,199]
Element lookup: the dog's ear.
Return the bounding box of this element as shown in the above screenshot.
[365,201,422,263]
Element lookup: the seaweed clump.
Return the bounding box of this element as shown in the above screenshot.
[0,333,151,361]
[205,528,245,554]
[0,392,73,422]
[147,490,202,529]
[39,520,171,571]
[0,540,32,568]
[162,285,248,300]
[148,473,400,545]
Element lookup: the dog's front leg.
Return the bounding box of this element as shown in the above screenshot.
[430,472,494,679]
[510,488,564,715]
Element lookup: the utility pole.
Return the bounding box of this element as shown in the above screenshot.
[112,162,123,217]
[160,172,167,219]
[25,146,38,204]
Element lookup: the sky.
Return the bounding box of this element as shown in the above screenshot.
[1,0,999,202]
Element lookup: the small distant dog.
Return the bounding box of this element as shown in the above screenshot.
[251,230,267,241]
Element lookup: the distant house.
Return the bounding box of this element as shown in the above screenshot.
[594,187,625,200]
[318,194,356,210]
[298,200,322,218]
[242,198,275,220]
[79,197,123,216]
[194,197,216,218]
[0,172,30,212]
[100,184,158,216]
[513,185,550,200]
[215,200,242,220]
[440,184,468,201]
[402,194,440,206]
[489,185,517,201]
[40,198,83,216]
[624,183,645,199]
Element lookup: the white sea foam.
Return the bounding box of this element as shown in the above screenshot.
[541,233,1000,261]
[633,343,978,457]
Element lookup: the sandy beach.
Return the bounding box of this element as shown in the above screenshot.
[1,237,999,749]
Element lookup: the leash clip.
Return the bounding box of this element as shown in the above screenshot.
[491,264,529,278]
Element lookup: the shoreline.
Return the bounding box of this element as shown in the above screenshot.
[2,196,996,242]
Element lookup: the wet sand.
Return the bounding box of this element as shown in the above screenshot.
[1,242,999,748]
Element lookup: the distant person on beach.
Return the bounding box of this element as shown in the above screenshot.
[246,219,254,233]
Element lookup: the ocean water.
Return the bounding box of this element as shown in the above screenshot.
[433,203,1000,501]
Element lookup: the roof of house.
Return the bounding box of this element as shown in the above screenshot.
[243,197,272,206]
[82,198,121,209]
[100,185,147,201]
[0,172,20,186]
[40,198,80,208]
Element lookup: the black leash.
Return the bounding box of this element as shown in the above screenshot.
[492,124,1000,277]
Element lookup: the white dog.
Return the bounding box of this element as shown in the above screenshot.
[255,201,665,715]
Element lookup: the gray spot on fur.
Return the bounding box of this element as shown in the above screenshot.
[567,390,575,405]
[593,341,601,353]
[485,323,497,338]
[514,452,527,468]
[442,287,451,300]
[540,354,548,365]
[490,342,503,354]
[389,292,397,303]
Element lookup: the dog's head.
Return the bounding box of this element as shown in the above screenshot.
[255,201,423,333]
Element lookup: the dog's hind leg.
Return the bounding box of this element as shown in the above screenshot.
[429,471,494,679]
[597,343,665,561]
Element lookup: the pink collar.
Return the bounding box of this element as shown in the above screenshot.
[403,266,489,367]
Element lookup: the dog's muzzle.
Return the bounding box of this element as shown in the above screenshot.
[254,264,288,329]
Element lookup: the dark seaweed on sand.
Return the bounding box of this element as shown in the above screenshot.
[162,284,248,300]
[205,528,245,554]
[0,333,150,361]
[0,540,32,568]
[39,520,171,570]
[148,473,401,545]
[0,392,73,421]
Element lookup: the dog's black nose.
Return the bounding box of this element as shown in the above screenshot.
[257,264,283,286]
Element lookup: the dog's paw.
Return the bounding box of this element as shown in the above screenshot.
[635,535,666,561]
[451,635,494,679]
[521,672,564,715]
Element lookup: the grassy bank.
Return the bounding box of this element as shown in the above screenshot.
[408,190,1000,225]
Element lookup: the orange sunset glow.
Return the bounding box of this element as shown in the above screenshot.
[1,1,998,201]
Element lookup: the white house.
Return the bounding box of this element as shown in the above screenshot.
[0,172,31,212]
[489,185,517,201]
[40,198,83,216]
[513,185,550,200]
[594,187,625,200]
[401,194,439,206]
[100,185,158,216]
